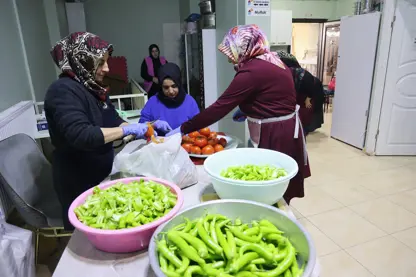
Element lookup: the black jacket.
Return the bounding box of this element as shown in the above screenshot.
[44,77,124,185]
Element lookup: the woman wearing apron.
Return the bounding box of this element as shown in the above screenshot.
[167,24,310,203]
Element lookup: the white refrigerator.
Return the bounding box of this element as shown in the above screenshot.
[330,12,381,149]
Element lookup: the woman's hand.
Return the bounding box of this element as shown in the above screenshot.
[232,109,247,122]
[153,120,172,133]
[122,123,153,139]
[152,77,159,84]
[305,98,312,109]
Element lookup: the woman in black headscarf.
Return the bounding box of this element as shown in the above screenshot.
[139,63,199,133]
[277,51,324,135]
[141,44,167,98]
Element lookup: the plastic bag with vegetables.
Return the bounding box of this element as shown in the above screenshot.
[113,133,198,189]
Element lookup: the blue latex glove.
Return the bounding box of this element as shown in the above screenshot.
[122,123,157,139]
[166,127,182,137]
[233,109,247,122]
[152,120,172,134]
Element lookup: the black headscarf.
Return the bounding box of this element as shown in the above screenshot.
[157,63,186,107]
[276,51,301,68]
[148,44,162,76]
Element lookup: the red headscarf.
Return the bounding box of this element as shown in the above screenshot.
[50,32,113,100]
[218,24,286,70]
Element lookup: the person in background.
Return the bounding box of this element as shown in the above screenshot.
[45,32,152,230]
[167,25,310,203]
[139,63,199,135]
[141,44,167,99]
[277,51,324,135]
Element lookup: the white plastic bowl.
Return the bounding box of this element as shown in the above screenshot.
[204,148,298,205]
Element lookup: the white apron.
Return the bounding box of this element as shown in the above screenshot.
[247,105,308,165]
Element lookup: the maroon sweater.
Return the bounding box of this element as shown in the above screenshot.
[181,58,297,134]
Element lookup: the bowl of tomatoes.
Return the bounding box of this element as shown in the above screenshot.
[181,127,239,158]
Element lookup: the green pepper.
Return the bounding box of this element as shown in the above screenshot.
[210,217,218,244]
[236,272,257,277]
[167,231,205,265]
[259,220,282,232]
[227,226,263,243]
[182,218,192,233]
[176,231,208,258]
[230,252,259,273]
[260,226,283,236]
[197,219,223,255]
[216,220,234,260]
[226,229,236,259]
[284,270,292,277]
[290,257,301,277]
[175,254,190,274]
[243,226,260,236]
[251,258,266,265]
[239,243,274,261]
[184,265,204,277]
[266,233,287,249]
[156,240,182,268]
[235,237,250,247]
[158,253,168,271]
[253,243,296,277]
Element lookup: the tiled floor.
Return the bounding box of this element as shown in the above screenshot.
[36,113,416,276]
[291,113,416,277]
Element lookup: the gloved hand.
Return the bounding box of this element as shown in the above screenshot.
[233,109,247,122]
[122,123,157,139]
[152,120,172,134]
[166,127,182,137]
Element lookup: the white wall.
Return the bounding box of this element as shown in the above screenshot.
[84,0,181,81]
[271,0,355,20]
[0,0,33,112]
[16,0,57,103]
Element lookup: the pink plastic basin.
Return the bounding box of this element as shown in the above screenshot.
[68,177,184,253]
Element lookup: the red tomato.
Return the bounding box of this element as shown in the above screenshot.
[191,146,202,155]
[181,143,193,153]
[218,138,227,147]
[208,132,217,140]
[207,138,218,146]
[199,127,211,137]
[202,145,215,155]
[194,136,208,148]
[188,131,200,138]
[214,144,224,152]
[182,135,195,144]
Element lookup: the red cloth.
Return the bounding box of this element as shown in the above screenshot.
[182,59,311,203]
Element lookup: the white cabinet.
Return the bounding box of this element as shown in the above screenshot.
[270,10,292,46]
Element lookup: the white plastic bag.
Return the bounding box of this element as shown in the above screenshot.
[0,223,35,277]
[113,133,198,189]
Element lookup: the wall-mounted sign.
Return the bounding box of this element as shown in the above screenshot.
[247,0,271,17]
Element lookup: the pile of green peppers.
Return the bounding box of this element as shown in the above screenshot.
[74,180,177,230]
[156,214,305,277]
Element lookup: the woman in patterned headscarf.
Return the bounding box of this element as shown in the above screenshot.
[44,32,166,229]
[167,25,311,203]
[277,51,325,135]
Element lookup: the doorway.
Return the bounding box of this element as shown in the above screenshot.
[291,23,321,76]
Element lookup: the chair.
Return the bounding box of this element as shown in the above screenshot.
[0,134,71,264]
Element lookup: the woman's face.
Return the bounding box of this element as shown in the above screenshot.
[162,78,179,98]
[95,52,110,82]
[151,47,159,59]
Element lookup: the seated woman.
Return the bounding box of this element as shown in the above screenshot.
[139,63,199,135]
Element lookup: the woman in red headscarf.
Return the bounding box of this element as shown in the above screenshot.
[167,25,311,203]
